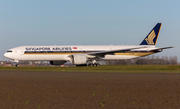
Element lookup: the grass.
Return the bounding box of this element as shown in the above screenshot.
[0,65,180,73]
[100,102,104,107]
[25,100,30,104]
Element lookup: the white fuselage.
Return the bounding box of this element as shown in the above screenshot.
[4,45,158,62]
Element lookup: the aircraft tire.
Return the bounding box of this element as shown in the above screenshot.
[15,64,19,67]
[87,63,100,67]
[87,64,91,66]
[94,64,97,66]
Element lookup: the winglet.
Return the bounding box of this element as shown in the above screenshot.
[140,23,162,45]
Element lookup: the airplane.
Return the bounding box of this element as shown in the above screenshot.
[4,23,173,67]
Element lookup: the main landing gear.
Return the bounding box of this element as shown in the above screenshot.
[87,60,100,67]
[76,60,100,67]
[76,63,100,67]
[87,63,100,66]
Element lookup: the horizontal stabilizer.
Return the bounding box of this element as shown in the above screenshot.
[149,46,174,51]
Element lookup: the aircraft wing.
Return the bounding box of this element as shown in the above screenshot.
[87,46,147,57]
[149,46,174,52]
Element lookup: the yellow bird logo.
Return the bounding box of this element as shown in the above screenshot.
[145,30,156,45]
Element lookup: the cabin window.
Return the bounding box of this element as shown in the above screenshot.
[7,50,12,53]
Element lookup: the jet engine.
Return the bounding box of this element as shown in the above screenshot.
[70,54,88,65]
[50,61,66,65]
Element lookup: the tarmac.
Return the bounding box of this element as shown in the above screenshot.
[0,70,180,109]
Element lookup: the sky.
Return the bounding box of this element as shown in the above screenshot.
[0,0,180,61]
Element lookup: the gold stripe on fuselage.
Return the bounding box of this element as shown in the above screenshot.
[24,51,156,57]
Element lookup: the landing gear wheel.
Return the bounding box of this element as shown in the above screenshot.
[15,64,19,67]
[88,64,92,66]
[87,62,100,67]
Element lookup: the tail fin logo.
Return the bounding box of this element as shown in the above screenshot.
[140,23,161,45]
[145,30,156,45]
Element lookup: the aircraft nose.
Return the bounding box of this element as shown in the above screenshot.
[4,53,8,58]
[4,52,11,59]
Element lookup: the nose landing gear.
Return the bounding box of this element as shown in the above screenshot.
[13,60,19,67]
[15,64,19,67]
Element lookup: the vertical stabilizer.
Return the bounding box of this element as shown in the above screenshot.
[140,23,162,45]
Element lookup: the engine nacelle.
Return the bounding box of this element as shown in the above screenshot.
[71,54,88,65]
[50,61,66,65]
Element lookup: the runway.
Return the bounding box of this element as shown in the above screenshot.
[0,70,180,108]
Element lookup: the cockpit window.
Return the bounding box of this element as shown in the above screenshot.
[7,50,12,53]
